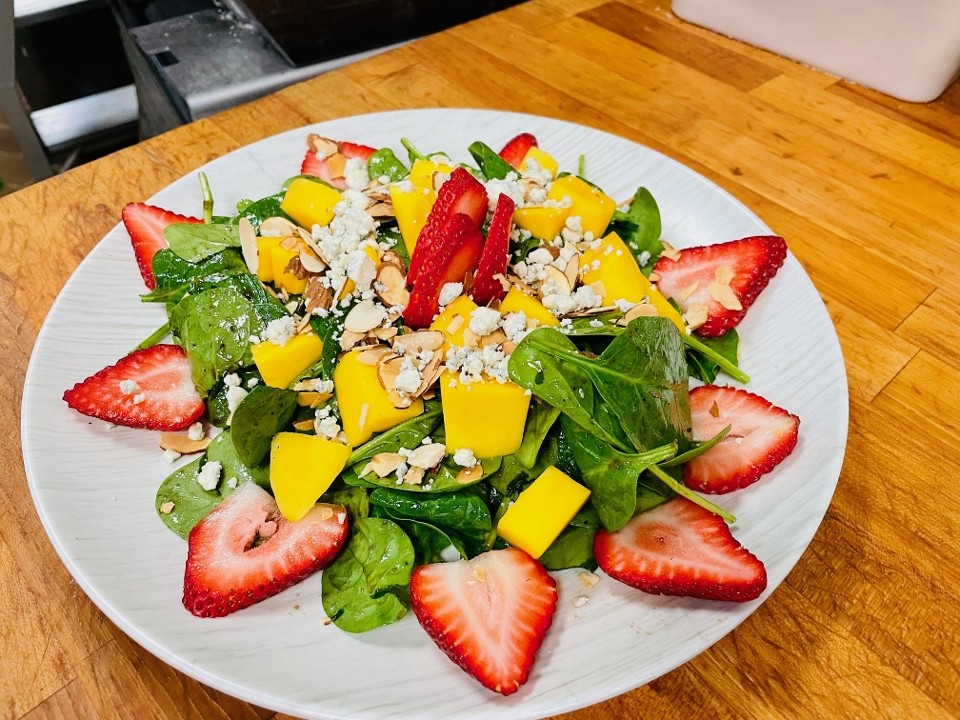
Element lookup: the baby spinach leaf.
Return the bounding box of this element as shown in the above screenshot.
[378,226,409,265]
[367,148,409,182]
[373,506,468,564]
[539,526,597,571]
[205,368,261,427]
[636,477,673,514]
[155,456,221,539]
[609,187,663,270]
[229,192,288,233]
[570,504,601,529]
[163,222,241,263]
[368,489,492,536]
[320,518,414,633]
[347,403,442,466]
[143,249,248,305]
[683,330,748,384]
[230,386,298,466]
[133,322,171,351]
[468,140,515,181]
[209,273,288,326]
[321,487,369,526]
[662,425,731,467]
[428,456,501,492]
[206,429,270,490]
[646,464,735,523]
[516,402,561,468]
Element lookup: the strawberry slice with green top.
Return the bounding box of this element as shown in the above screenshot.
[594,497,767,602]
[122,202,201,289]
[652,235,787,337]
[300,138,377,189]
[183,482,348,618]
[498,132,538,168]
[403,212,484,327]
[684,385,800,494]
[470,193,516,305]
[407,167,488,285]
[410,547,557,695]
[63,344,204,431]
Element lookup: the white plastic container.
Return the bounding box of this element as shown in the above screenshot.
[672,0,960,102]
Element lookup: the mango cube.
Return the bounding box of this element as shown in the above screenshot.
[497,466,591,558]
[389,184,436,256]
[581,232,685,333]
[440,371,531,458]
[334,349,424,446]
[547,175,615,238]
[409,158,454,189]
[270,432,351,521]
[280,178,341,229]
[251,330,324,389]
[521,147,560,180]
[269,244,308,295]
[430,294,478,348]
[498,287,559,328]
[256,236,283,282]
[513,206,570,242]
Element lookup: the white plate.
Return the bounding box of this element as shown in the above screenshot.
[21,109,848,719]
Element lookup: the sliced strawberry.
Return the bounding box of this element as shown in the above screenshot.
[684,385,800,494]
[410,547,557,695]
[63,344,204,431]
[121,203,201,289]
[652,235,787,337]
[183,482,348,618]
[403,213,484,327]
[594,497,767,602]
[471,193,515,305]
[300,138,377,189]
[498,132,538,168]
[407,168,488,285]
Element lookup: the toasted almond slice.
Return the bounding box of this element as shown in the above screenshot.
[364,452,408,477]
[392,330,444,356]
[295,314,313,334]
[624,302,660,322]
[709,280,743,311]
[374,262,409,308]
[422,388,436,400]
[659,241,682,262]
[589,280,606,298]
[456,463,483,484]
[564,252,581,289]
[446,315,465,334]
[479,329,508,348]
[304,277,334,315]
[566,304,617,318]
[159,501,175,514]
[344,299,389,334]
[307,134,338,158]
[377,356,410,400]
[709,400,721,418]
[432,171,450,192]
[407,443,446,469]
[298,391,333,408]
[461,329,480,348]
[402,466,426,485]
[357,346,393,366]
[261,216,297,237]
[159,433,211,454]
[578,571,600,589]
[339,330,366,351]
[292,418,315,431]
[299,248,326,274]
[318,506,335,521]
[684,303,708,329]
[238,217,258,274]
[414,353,445,397]
[715,265,736,286]
[648,271,660,283]
[679,281,700,302]
[327,152,348,180]
[367,201,395,218]
[381,249,406,271]
[502,340,517,355]
[294,378,333,392]
[373,325,399,341]
[280,235,299,251]
[492,273,511,292]
[543,264,572,295]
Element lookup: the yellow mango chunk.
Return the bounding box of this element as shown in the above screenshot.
[521,147,560,180]
[430,294,478,348]
[581,232,685,333]
[513,205,570,242]
[270,432,351,521]
[409,158,454,189]
[334,350,424,446]
[251,331,324,389]
[256,236,283,282]
[497,466,591,558]
[547,175,615,238]
[280,178,341,229]
[389,185,435,256]
[498,287,559,328]
[338,244,381,301]
[440,371,531,458]
[270,244,308,295]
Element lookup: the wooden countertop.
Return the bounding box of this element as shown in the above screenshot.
[5,0,960,717]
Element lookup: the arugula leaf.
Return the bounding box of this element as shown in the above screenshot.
[155,456,221,539]
[142,249,248,305]
[320,518,414,633]
[367,148,409,183]
[540,526,597,571]
[468,140,515,181]
[230,385,299,466]
[163,223,241,263]
[206,429,270,490]
[608,187,662,271]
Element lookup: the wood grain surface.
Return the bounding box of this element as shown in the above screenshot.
[4,0,960,717]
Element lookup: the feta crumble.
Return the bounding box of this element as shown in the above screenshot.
[453,448,478,467]
[163,449,182,464]
[438,282,463,308]
[118,379,139,395]
[469,306,501,337]
[187,422,205,441]
[197,461,222,491]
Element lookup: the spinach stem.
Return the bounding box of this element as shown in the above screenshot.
[134,322,170,351]
[682,333,751,384]
[199,171,214,224]
[647,464,736,524]
[578,154,586,178]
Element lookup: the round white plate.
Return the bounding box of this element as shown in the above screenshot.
[22,109,847,719]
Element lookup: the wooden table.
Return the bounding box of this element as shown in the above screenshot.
[5,1,960,717]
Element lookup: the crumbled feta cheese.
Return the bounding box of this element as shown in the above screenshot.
[526,185,547,204]
[573,595,590,608]
[520,156,552,186]
[248,334,261,345]
[484,173,525,212]
[132,393,145,405]
[453,448,478,467]
[344,157,369,190]
[345,250,377,292]
[312,190,379,301]
[246,377,260,389]
[469,307,501,337]
[614,298,636,313]
[393,357,423,395]
[187,422,205,441]
[527,247,554,266]
[314,410,341,439]
[226,477,238,489]
[226,385,249,416]
[119,379,139,395]
[637,250,651,266]
[163,449,182,464]
[440,545,462,562]
[502,311,529,343]
[393,179,413,192]
[197,461,222,491]
[589,319,604,328]
[542,284,602,316]
[438,282,463,307]
[565,215,583,232]
[224,373,241,388]
[446,345,509,384]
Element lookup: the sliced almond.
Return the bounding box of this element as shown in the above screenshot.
[715,265,736,286]
[446,315,465,335]
[502,340,517,354]
[367,201,395,218]
[407,443,446,469]
[589,280,606,298]
[317,506,335,521]
[374,262,410,308]
[402,465,426,485]
[709,280,743,311]
[564,252,581,289]
[543,264,572,295]
[327,152,348,180]
[648,271,661,283]
[373,325,399,341]
[363,452,408,478]
[304,277,334,315]
[492,273,511,292]
[159,433,211,454]
[299,248,326,274]
[479,329,508,348]
[684,303,709,330]
[392,330,444,356]
[357,345,393,366]
[709,400,721,418]
[299,227,330,263]
[339,330,366,351]
[260,216,297,237]
[381,249,406,272]
[414,353,445,396]
[294,378,333,392]
[307,134,338,158]
[679,281,700,302]
[292,418,315,432]
[578,571,600,589]
[344,299,389,334]
[432,171,450,192]
[566,304,617,318]
[238,217,258,274]
[456,463,483,484]
[660,242,681,262]
[461,328,481,349]
[297,391,333,408]
[280,235,299,251]
[377,356,414,408]
[295,314,313,334]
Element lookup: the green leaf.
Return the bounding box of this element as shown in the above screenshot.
[230,385,299,466]
[646,464,735,524]
[347,403,442,466]
[367,148,409,183]
[373,506,468,564]
[515,402,561,468]
[683,330,749,384]
[467,140,515,181]
[163,223,241,263]
[133,322,170,351]
[609,187,662,271]
[320,518,414,633]
[142,249,248,305]
[229,192,289,233]
[322,486,370,526]
[155,456,222,539]
[539,526,597,571]
[368,489,492,536]
[662,425,731,468]
[205,429,270,490]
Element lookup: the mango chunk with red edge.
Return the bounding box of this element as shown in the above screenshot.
[581,232,685,333]
[270,244,307,294]
[251,331,324,389]
[513,206,569,241]
[498,287,559,328]
[409,158,454,189]
[334,349,424,446]
[430,295,478,349]
[270,432,351,521]
[280,178,341,229]
[547,175,615,238]
[389,184,435,256]
[521,147,560,180]
[256,236,283,282]
[497,466,590,558]
[440,371,531,458]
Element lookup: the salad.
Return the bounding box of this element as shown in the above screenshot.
[62,129,800,696]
